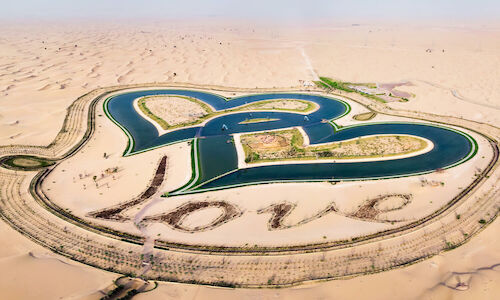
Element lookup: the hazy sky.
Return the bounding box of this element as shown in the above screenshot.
[2,0,499,22]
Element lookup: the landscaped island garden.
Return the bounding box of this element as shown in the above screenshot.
[240,128,428,163]
[137,95,212,129]
[137,95,317,130]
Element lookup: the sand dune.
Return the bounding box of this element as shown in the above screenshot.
[0,221,116,300]
[38,83,54,91]
[0,253,113,300]
[117,68,135,83]
[3,84,15,92]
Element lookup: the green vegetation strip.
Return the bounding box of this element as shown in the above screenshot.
[315,77,387,103]
[239,118,280,124]
[353,112,377,121]
[0,155,55,171]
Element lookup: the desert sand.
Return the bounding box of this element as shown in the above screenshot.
[1,19,500,299]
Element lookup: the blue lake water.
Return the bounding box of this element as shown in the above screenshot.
[105,89,475,194]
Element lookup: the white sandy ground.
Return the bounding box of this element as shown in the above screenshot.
[1,20,500,299]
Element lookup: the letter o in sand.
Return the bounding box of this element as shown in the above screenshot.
[139,201,242,232]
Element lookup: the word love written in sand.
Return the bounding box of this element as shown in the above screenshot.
[87,156,412,232]
[90,195,412,233]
